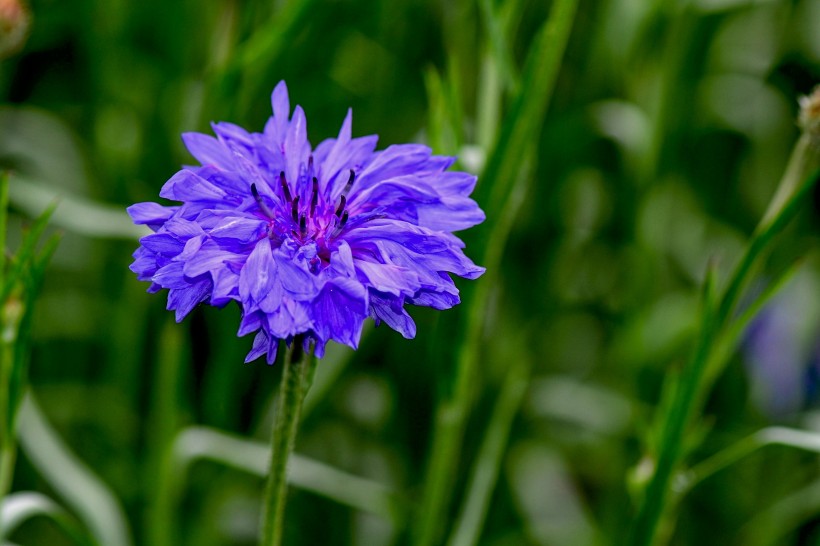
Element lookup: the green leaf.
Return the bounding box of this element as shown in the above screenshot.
[159,426,406,526]
[447,357,531,546]
[8,174,145,241]
[16,393,133,546]
[0,491,91,545]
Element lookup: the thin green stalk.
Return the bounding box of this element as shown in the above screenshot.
[447,357,530,546]
[627,118,820,545]
[413,0,578,546]
[0,173,8,291]
[146,320,188,546]
[0,295,22,523]
[413,2,578,545]
[260,338,316,546]
[683,427,820,493]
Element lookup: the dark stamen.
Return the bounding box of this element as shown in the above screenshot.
[299,213,307,234]
[251,183,274,217]
[279,171,292,202]
[342,169,355,195]
[339,210,349,228]
[291,196,300,222]
[310,177,318,216]
[335,194,347,217]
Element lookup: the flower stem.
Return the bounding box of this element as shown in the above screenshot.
[260,337,316,546]
[627,92,820,546]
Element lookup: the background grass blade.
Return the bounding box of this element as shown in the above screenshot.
[0,492,91,545]
[16,394,133,546]
[414,1,580,544]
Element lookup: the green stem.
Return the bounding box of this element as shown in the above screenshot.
[413,2,578,544]
[683,427,820,493]
[260,337,316,546]
[627,133,820,545]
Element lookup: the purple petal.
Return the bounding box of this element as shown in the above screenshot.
[244,331,269,363]
[127,202,178,231]
[312,277,368,348]
[370,294,416,339]
[182,132,234,168]
[271,81,290,135]
[209,216,267,243]
[284,105,309,186]
[239,240,276,306]
[167,279,211,322]
[160,170,228,202]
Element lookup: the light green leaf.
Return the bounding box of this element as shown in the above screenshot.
[16,393,133,546]
[0,491,91,545]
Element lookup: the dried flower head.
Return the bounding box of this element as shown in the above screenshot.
[0,0,31,59]
[799,85,820,142]
[128,81,485,362]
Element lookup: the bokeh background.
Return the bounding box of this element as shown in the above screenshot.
[3,0,820,544]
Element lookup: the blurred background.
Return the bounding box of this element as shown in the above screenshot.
[2,0,820,544]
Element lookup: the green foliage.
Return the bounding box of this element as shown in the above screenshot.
[2,0,820,545]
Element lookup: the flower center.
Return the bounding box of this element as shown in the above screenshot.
[250,168,356,267]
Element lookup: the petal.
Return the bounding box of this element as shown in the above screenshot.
[355,259,421,296]
[284,105,309,186]
[311,277,368,348]
[409,289,460,310]
[140,233,184,255]
[152,261,189,289]
[167,279,211,322]
[208,216,267,243]
[272,248,318,299]
[181,132,234,168]
[239,240,276,306]
[370,293,416,339]
[160,170,228,202]
[271,81,290,135]
[244,331,269,363]
[127,202,177,230]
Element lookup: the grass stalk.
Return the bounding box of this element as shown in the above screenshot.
[627,127,820,546]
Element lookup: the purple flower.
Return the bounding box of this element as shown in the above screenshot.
[128,81,485,363]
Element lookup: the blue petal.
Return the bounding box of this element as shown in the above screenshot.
[271,81,290,136]
[311,277,368,348]
[370,293,416,339]
[355,259,421,296]
[181,132,234,168]
[284,105,309,187]
[209,216,267,243]
[127,202,177,230]
[152,261,189,289]
[244,331,269,363]
[167,279,211,322]
[239,240,276,306]
[140,233,184,255]
[160,170,228,202]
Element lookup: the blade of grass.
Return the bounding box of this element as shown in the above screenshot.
[0,492,92,545]
[157,426,406,526]
[0,173,8,291]
[413,1,579,544]
[16,393,133,546]
[683,427,820,492]
[145,320,189,546]
[0,201,56,303]
[447,357,531,546]
[7,175,145,241]
[627,130,820,545]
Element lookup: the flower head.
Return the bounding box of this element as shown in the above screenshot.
[128,81,485,362]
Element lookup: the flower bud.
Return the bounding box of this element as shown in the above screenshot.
[0,0,30,59]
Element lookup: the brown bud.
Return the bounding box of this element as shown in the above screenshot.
[0,0,30,59]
